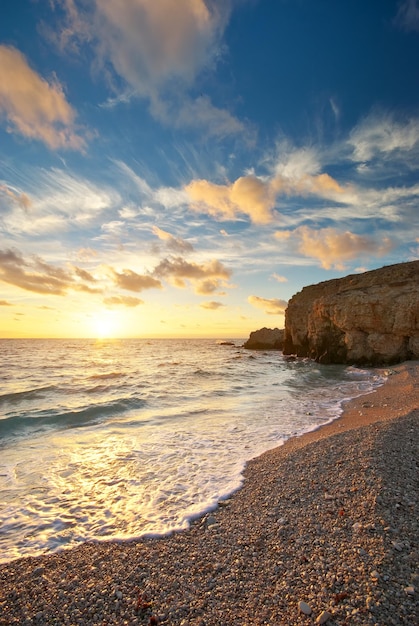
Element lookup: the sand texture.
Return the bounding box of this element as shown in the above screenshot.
[0,362,418,625]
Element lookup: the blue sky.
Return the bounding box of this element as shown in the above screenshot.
[0,0,418,338]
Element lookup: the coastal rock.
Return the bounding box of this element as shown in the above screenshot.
[244,327,284,350]
[283,260,419,365]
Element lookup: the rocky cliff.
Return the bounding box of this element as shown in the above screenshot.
[244,327,284,350]
[283,260,419,365]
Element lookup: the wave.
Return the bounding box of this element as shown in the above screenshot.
[0,396,146,440]
[88,372,124,380]
[0,386,57,406]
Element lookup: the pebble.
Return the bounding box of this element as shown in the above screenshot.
[316,610,332,624]
[298,601,312,615]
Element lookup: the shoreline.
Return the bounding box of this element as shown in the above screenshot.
[0,361,417,625]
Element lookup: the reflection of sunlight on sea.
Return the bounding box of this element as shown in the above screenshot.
[0,338,384,563]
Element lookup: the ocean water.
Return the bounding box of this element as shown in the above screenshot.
[0,338,384,564]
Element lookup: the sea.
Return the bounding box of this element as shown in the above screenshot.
[0,338,385,564]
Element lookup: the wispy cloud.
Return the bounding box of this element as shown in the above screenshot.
[0,45,86,151]
[394,0,419,31]
[248,295,287,315]
[0,184,32,211]
[2,168,120,237]
[348,112,419,162]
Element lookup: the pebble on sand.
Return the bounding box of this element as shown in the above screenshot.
[316,610,332,624]
[298,601,312,615]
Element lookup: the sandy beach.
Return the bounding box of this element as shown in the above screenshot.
[0,361,417,625]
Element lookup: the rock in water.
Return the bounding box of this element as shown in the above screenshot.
[283,260,419,365]
[244,327,284,350]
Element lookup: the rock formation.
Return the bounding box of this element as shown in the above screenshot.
[283,260,419,365]
[244,327,284,350]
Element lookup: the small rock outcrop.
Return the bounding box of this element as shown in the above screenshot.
[244,327,284,350]
[283,260,419,365]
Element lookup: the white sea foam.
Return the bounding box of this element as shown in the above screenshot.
[0,338,384,563]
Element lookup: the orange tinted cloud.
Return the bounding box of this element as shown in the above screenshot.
[200,301,225,310]
[276,226,394,270]
[0,45,85,150]
[111,268,163,292]
[153,255,232,294]
[104,295,144,307]
[0,184,32,211]
[0,248,74,295]
[152,226,194,253]
[185,170,345,224]
[248,295,287,315]
[185,175,275,224]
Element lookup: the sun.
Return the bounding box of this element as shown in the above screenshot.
[91,310,120,339]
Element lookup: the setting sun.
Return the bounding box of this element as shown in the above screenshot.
[91,310,120,339]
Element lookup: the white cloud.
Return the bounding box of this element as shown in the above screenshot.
[1,168,119,237]
[348,112,419,162]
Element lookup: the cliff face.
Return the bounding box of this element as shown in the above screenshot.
[283,260,419,365]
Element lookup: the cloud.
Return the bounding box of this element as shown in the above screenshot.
[248,295,287,315]
[200,300,225,310]
[0,300,12,306]
[271,273,288,283]
[185,175,276,224]
[2,168,120,237]
[394,0,419,31]
[104,295,144,307]
[72,266,97,282]
[0,45,85,150]
[0,247,106,295]
[185,168,345,224]
[52,0,243,137]
[0,248,74,295]
[0,184,32,211]
[348,113,419,162]
[153,255,232,294]
[276,226,394,270]
[155,94,247,138]
[94,0,228,91]
[111,268,162,292]
[152,226,194,253]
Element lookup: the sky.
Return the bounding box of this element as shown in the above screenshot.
[0,0,418,339]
